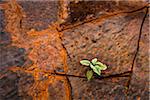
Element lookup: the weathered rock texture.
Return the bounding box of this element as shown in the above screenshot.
[69,77,128,99]
[0,0,149,100]
[127,13,149,100]
[18,1,59,31]
[60,0,148,29]
[62,10,145,76]
[0,10,5,32]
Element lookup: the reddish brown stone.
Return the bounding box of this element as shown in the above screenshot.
[0,0,149,99]
[62,0,148,26]
[0,9,5,32]
[127,15,149,99]
[48,76,71,100]
[16,72,34,99]
[62,10,145,76]
[69,77,128,99]
[0,46,26,69]
[18,1,59,31]
[0,71,21,99]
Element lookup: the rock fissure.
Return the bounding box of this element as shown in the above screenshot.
[59,4,148,31]
[126,7,148,91]
[0,0,149,99]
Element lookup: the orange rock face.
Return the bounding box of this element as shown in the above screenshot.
[0,0,149,99]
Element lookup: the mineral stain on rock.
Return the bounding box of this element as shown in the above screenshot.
[0,0,149,100]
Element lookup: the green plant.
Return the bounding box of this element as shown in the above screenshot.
[80,58,107,81]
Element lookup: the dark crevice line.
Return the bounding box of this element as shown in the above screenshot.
[59,5,148,32]
[126,7,148,89]
[19,19,22,29]
[65,76,73,100]
[57,28,72,61]
[62,43,71,61]
[123,5,148,14]
[57,27,72,99]
[52,72,86,78]
[52,71,131,80]
[95,75,130,80]
[96,71,131,79]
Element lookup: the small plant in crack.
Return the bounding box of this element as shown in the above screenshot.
[80,58,107,81]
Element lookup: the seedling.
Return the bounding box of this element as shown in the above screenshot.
[80,58,107,80]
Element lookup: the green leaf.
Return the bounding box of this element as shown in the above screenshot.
[91,58,97,65]
[90,63,95,69]
[94,65,101,75]
[90,64,101,75]
[93,68,101,75]
[95,61,107,70]
[86,70,93,81]
[80,60,91,66]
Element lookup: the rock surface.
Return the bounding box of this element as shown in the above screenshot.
[62,0,148,27]
[62,10,145,76]
[0,10,5,32]
[0,0,149,100]
[69,77,128,100]
[18,1,59,31]
[127,14,149,100]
